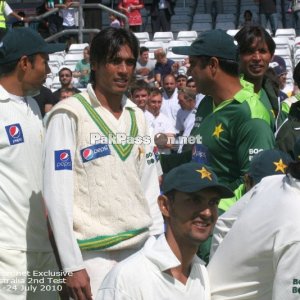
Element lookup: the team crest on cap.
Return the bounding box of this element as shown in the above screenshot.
[212,123,224,139]
[196,167,212,181]
[273,159,287,173]
[5,123,24,145]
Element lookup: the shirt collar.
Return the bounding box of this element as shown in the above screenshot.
[0,85,10,102]
[143,235,181,271]
[143,234,200,272]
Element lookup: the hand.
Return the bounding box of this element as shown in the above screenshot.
[66,269,93,300]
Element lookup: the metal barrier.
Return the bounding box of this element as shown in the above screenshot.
[27,3,128,43]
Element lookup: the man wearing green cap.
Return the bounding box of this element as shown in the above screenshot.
[96,162,234,300]
[0,28,65,299]
[208,157,300,300]
[210,148,293,257]
[171,29,274,211]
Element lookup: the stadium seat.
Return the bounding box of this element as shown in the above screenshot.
[275,28,296,41]
[144,41,165,52]
[68,43,89,54]
[51,76,61,91]
[134,32,150,44]
[64,53,83,66]
[215,22,236,31]
[166,40,190,54]
[153,32,174,43]
[191,22,212,33]
[177,30,198,42]
[193,13,212,23]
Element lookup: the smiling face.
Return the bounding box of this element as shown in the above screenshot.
[132,88,149,111]
[239,38,273,83]
[160,188,219,247]
[92,44,136,97]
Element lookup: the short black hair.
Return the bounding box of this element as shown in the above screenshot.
[140,46,149,55]
[58,67,72,77]
[131,80,151,95]
[197,56,239,77]
[0,53,36,77]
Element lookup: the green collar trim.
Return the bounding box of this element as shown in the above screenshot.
[213,98,234,112]
[74,94,138,161]
[77,227,148,251]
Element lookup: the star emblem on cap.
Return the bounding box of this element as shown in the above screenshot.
[196,167,212,181]
[273,159,287,173]
[212,123,224,138]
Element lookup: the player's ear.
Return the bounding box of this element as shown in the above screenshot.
[158,195,171,218]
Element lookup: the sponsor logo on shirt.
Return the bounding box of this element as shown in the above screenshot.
[80,144,111,163]
[55,150,72,170]
[192,144,210,164]
[5,123,24,145]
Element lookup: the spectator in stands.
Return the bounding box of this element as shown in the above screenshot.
[239,10,257,28]
[109,13,121,28]
[150,0,174,32]
[118,0,144,32]
[208,156,300,300]
[161,74,180,131]
[131,80,150,112]
[205,0,223,28]
[84,0,102,43]
[34,85,58,117]
[235,25,279,131]
[73,45,91,88]
[176,87,197,135]
[186,77,205,107]
[146,87,176,154]
[290,0,300,36]
[56,0,79,47]
[135,46,155,84]
[12,11,26,28]
[43,0,63,41]
[254,0,278,36]
[269,55,288,102]
[186,77,196,91]
[277,61,300,129]
[154,48,175,86]
[0,0,29,39]
[59,86,77,100]
[53,67,80,101]
[97,161,233,300]
[176,74,187,90]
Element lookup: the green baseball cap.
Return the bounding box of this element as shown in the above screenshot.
[0,28,66,65]
[172,29,239,61]
[162,162,234,198]
[249,149,292,184]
